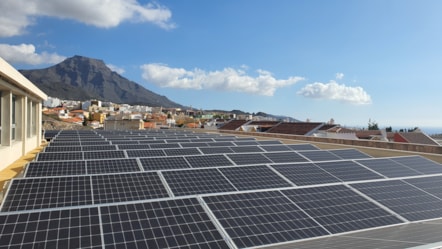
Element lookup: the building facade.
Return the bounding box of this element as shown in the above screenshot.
[0,57,47,170]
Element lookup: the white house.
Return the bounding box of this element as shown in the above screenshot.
[0,57,47,171]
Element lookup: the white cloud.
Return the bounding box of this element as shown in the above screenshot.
[335,72,344,80]
[297,80,372,105]
[0,0,174,37]
[106,64,125,74]
[0,43,66,65]
[140,63,304,96]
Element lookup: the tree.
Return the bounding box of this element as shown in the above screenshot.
[368,119,379,130]
[385,126,392,132]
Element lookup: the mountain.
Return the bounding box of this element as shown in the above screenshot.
[20,55,182,108]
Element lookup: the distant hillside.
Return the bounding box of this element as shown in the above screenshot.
[20,55,182,108]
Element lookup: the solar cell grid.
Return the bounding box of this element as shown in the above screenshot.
[315,160,384,182]
[391,156,442,175]
[25,161,87,177]
[226,153,272,165]
[352,180,442,221]
[219,165,293,190]
[116,144,149,150]
[126,149,166,158]
[272,163,341,186]
[330,149,372,160]
[203,191,329,248]
[233,141,259,146]
[80,141,111,146]
[230,145,264,153]
[404,175,442,199]
[44,146,83,152]
[206,141,235,147]
[162,168,237,196]
[80,145,117,151]
[149,143,182,149]
[86,159,141,174]
[1,176,93,212]
[37,152,83,161]
[83,150,126,160]
[92,172,170,204]
[281,185,403,234]
[0,207,102,249]
[356,158,421,178]
[139,156,191,171]
[260,144,292,152]
[298,150,342,161]
[100,198,230,249]
[185,154,234,168]
[287,144,320,151]
[199,146,234,154]
[163,147,202,156]
[179,142,209,148]
[257,140,282,145]
[263,151,309,164]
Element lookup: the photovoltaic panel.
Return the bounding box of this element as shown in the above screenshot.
[110,140,140,145]
[199,146,235,154]
[315,160,384,182]
[272,163,341,186]
[100,198,230,249]
[404,175,442,199]
[226,153,273,165]
[45,146,82,152]
[391,156,442,174]
[257,140,283,145]
[330,149,372,160]
[233,141,259,146]
[92,172,170,204]
[287,144,320,151]
[149,143,182,149]
[126,149,166,158]
[139,157,191,171]
[297,150,342,162]
[36,152,83,161]
[263,151,309,164]
[185,154,234,168]
[352,180,442,221]
[356,158,421,178]
[206,141,235,147]
[281,185,403,234]
[1,176,93,212]
[203,191,329,248]
[179,142,209,148]
[230,146,265,153]
[219,165,293,190]
[24,161,87,177]
[163,148,202,156]
[83,150,126,160]
[80,145,118,151]
[162,168,237,196]
[0,207,102,249]
[81,141,112,146]
[49,141,81,147]
[115,144,147,150]
[86,159,141,174]
[260,144,292,152]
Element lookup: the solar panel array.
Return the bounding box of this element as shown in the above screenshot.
[2,129,442,248]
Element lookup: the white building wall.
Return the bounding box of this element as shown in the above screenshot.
[0,57,47,171]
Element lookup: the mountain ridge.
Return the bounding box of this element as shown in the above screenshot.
[20,55,182,108]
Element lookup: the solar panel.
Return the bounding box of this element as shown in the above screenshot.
[298,150,342,161]
[1,176,93,212]
[100,198,230,249]
[81,141,112,146]
[126,149,166,158]
[199,146,234,154]
[219,165,293,190]
[226,153,273,165]
[83,150,126,160]
[351,180,442,221]
[230,145,265,153]
[260,144,292,152]
[281,185,403,234]
[163,148,202,156]
[37,152,83,161]
[315,160,384,182]
[206,141,235,147]
[185,154,234,168]
[404,175,442,199]
[287,144,320,151]
[263,151,309,164]
[92,172,170,204]
[24,161,87,177]
[110,140,140,145]
[149,143,182,149]
[257,140,282,145]
[203,191,329,248]
[356,158,421,178]
[86,159,141,174]
[330,149,372,160]
[45,146,83,152]
[179,142,209,148]
[272,163,341,186]
[80,145,118,151]
[391,156,442,174]
[233,141,259,146]
[161,168,237,196]
[116,144,149,150]
[0,207,102,249]
[139,157,191,171]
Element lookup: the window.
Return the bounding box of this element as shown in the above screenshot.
[0,91,2,144]
[11,95,16,141]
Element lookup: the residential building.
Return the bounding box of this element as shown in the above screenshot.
[0,57,47,170]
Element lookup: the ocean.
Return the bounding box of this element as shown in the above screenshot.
[421,127,442,135]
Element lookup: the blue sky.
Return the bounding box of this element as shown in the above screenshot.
[1,0,441,129]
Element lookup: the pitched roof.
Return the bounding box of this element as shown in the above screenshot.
[266,122,324,135]
[394,132,440,146]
